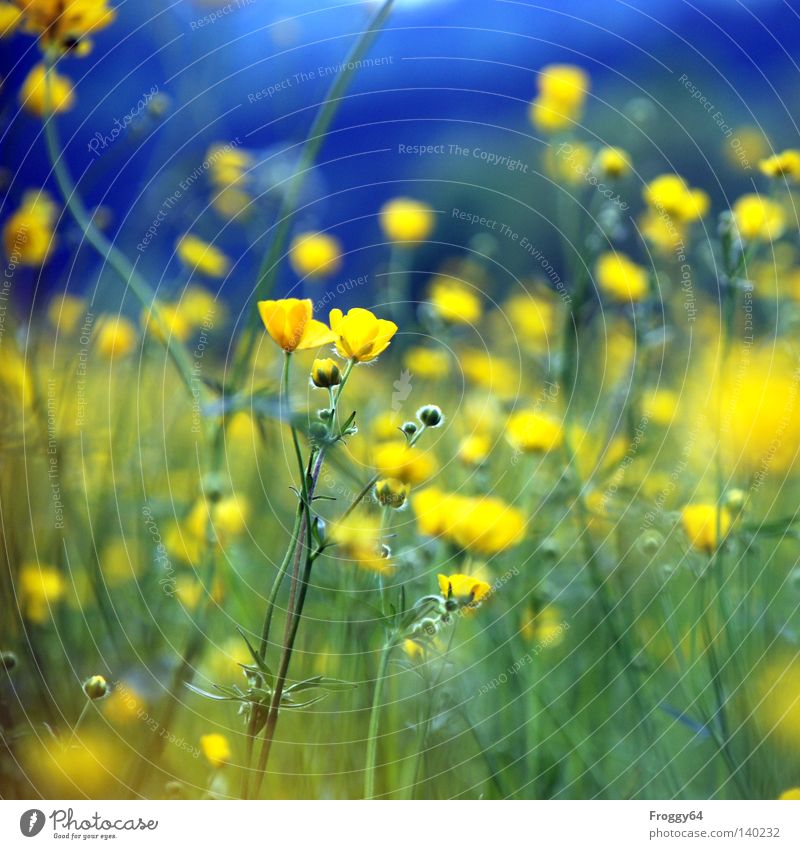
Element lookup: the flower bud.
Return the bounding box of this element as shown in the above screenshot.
[725,488,746,513]
[417,404,444,428]
[318,408,333,421]
[401,421,418,437]
[375,478,409,509]
[83,674,109,700]
[311,357,342,388]
[1,651,17,671]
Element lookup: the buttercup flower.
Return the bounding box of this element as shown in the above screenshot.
[594,146,631,179]
[448,496,526,554]
[373,439,437,484]
[329,307,397,362]
[3,190,58,265]
[19,561,66,623]
[47,293,86,332]
[404,347,450,379]
[759,149,800,181]
[83,675,109,700]
[681,504,731,554]
[329,510,392,574]
[643,174,709,222]
[375,478,409,509]
[94,315,137,358]
[20,64,74,115]
[259,298,336,353]
[506,410,564,453]
[289,231,342,278]
[0,3,22,35]
[200,733,231,768]
[438,573,492,611]
[732,193,785,242]
[12,0,116,53]
[429,277,482,325]
[176,235,230,277]
[779,787,800,800]
[379,197,435,242]
[457,433,492,466]
[529,64,589,133]
[595,252,649,302]
[311,357,342,388]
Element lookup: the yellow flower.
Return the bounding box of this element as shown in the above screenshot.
[329,510,392,574]
[639,209,686,255]
[521,605,566,646]
[411,487,461,537]
[506,409,564,453]
[94,314,137,358]
[20,64,74,115]
[102,682,145,724]
[732,193,785,242]
[448,496,526,554]
[329,307,397,362]
[259,298,336,353]
[595,251,649,302]
[503,294,556,350]
[779,787,800,800]
[374,477,409,509]
[460,350,519,399]
[643,174,709,222]
[99,536,141,585]
[373,439,437,484]
[529,64,589,133]
[47,293,86,332]
[759,149,800,181]
[680,504,731,554]
[371,410,403,441]
[289,231,342,278]
[13,0,116,52]
[179,285,223,329]
[200,733,232,768]
[83,675,108,700]
[212,494,250,541]
[403,638,424,660]
[0,3,22,36]
[642,388,679,426]
[176,234,230,277]
[142,301,192,343]
[379,197,435,242]
[3,189,58,265]
[594,146,631,179]
[310,357,342,388]
[544,142,593,185]
[18,561,66,623]
[404,346,450,380]
[457,433,492,466]
[429,276,482,324]
[438,573,492,610]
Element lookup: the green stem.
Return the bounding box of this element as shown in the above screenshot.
[230,0,396,387]
[364,637,395,799]
[67,699,92,745]
[41,57,200,400]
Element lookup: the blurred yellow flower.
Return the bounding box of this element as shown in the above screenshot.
[594,146,631,179]
[643,174,709,222]
[289,231,342,278]
[461,350,519,398]
[428,276,483,324]
[503,293,556,349]
[639,209,685,256]
[759,149,800,181]
[449,496,526,554]
[595,252,648,302]
[404,346,450,380]
[47,293,86,332]
[373,439,436,484]
[259,298,335,353]
[179,285,223,329]
[329,510,392,574]
[429,277,482,325]
[20,64,74,115]
[457,433,492,466]
[95,314,137,358]
[13,0,116,52]
[779,787,800,800]
[176,234,230,277]
[544,142,592,185]
[529,64,589,133]
[0,3,22,35]
[521,605,566,646]
[379,197,435,242]
[642,388,679,426]
[21,733,123,798]
[18,561,66,623]
[329,307,397,362]
[680,504,730,554]
[506,409,564,453]
[102,681,146,723]
[212,494,250,541]
[200,733,232,768]
[732,193,785,242]
[3,189,58,265]
[438,572,492,610]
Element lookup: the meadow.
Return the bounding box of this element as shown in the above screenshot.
[2,0,800,801]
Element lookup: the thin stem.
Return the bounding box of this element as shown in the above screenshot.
[41,57,200,400]
[67,699,92,745]
[364,637,395,799]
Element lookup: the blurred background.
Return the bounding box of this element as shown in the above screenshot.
[3,0,800,315]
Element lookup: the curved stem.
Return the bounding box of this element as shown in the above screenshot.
[364,637,394,799]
